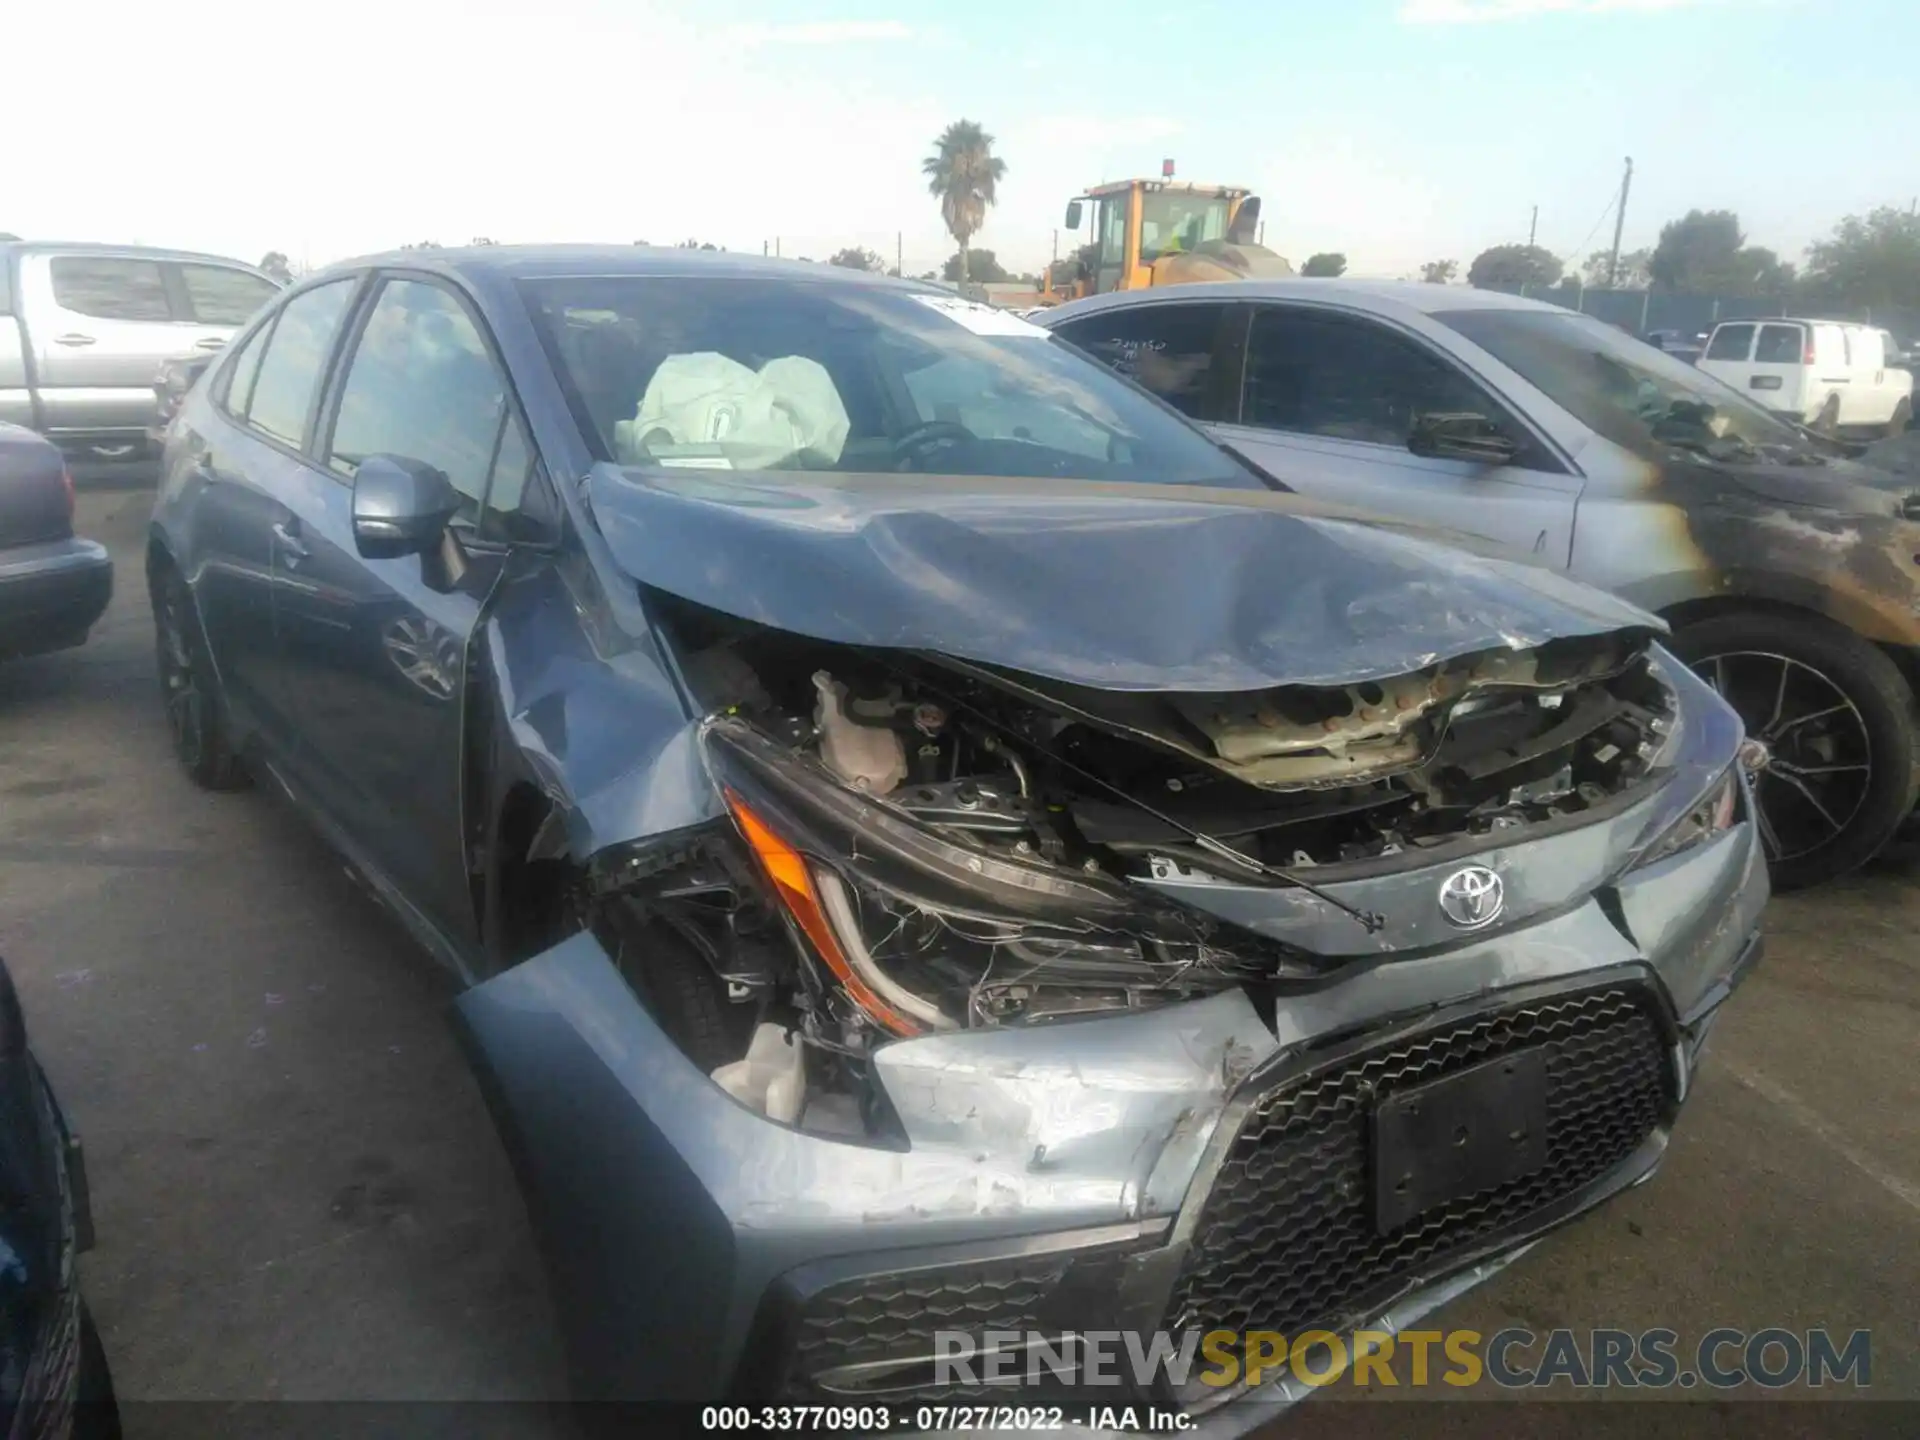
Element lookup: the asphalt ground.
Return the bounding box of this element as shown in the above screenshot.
[1,481,1914,1436]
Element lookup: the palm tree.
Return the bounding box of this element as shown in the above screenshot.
[922,120,1006,285]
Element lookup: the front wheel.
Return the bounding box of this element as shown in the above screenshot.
[1670,611,1920,889]
[74,1301,122,1440]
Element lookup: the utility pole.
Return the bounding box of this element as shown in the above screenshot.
[896,231,903,278]
[1605,157,1633,289]
[1528,206,1537,248]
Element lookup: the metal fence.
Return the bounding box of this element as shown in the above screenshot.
[1482,283,1920,342]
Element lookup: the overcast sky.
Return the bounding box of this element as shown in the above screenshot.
[8,0,1912,278]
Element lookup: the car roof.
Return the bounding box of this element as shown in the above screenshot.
[1707,316,1872,329]
[1036,278,1578,325]
[318,243,946,294]
[0,239,265,269]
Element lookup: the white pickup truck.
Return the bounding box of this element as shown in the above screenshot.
[1,240,279,462]
[1697,316,1913,435]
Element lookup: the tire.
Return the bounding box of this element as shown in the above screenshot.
[152,564,249,791]
[1670,610,1920,889]
[604,908,751,1073]
[1811,394,1841,437]
[74,1301,122,1440]
[1889,396,1912,437]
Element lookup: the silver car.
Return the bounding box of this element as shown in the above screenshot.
[1039,280,1920,889]
[1,241,280,461]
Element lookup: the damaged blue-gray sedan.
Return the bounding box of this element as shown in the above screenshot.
[145,247,1766,1427]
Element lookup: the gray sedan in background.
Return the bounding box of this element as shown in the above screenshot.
[1040,281,1920,888]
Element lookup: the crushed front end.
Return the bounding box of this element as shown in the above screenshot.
[456,609,1765,1426]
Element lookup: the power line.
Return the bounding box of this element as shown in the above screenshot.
[1565,192,1617,266]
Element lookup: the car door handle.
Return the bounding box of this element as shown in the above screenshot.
[53,333,96,347]
[193,337,227,350]
[271,521,311,564]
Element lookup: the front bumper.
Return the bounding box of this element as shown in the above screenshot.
[458,787,1767,1422]
[0,538,112,660]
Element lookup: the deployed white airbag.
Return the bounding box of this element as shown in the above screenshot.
[615,352,850,469]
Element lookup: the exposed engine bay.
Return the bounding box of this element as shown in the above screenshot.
[588,596,1672,1139]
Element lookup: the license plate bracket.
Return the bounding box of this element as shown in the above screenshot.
[1372,1047,1549,1233]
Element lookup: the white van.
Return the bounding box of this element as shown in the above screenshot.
[1697,317,1912,434]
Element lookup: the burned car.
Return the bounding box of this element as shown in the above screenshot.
[1040,282,1920,889]
[146,249,1766,1426]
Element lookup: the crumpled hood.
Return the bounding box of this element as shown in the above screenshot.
[587,466,1661,693]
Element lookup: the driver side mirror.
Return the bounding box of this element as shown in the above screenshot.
[1408,412,1520,466]
[1064,199,1084,230]
[352,454,464,559]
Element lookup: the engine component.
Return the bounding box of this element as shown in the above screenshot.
[711,1023,806,1122]
[636,626,1671,1105]
[813,671,906,795]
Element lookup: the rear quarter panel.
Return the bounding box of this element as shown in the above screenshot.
[0,424,70,547]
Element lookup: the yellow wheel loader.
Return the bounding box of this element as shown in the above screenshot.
[1035,180,1293,305]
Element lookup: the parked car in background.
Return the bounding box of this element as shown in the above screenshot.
[0,423,112,660]
[1,241,280,464]
[1039,280,1920,887]
[1882,329,1915,400]
[0,953,117,1438]
[1644,328,1707,365]
[1696,317,1912,435]
[149,248,1764,1422]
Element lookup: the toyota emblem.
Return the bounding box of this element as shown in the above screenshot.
[1438,865,1504,930]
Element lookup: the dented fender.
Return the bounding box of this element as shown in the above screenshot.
[478,559,720,872]
[453,933,1273,1399]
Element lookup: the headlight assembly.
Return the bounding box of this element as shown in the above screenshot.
[1630,766,1740,871]
[704,717,1268,1036]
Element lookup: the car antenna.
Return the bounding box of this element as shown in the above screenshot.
[898,664,1386,934]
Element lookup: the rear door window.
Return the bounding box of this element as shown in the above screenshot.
[178,264,280,325]
[242,279,356,447]
[1703,324,1755,362]
[1754,325,1803,364]
[49,257,173,322]
[1049,302,1231,420]
[218,321,271,415]
[1242,306,1496,449]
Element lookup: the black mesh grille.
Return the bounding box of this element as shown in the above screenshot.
[778,1252,1077,1401]
[1165,984,1672,1344]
